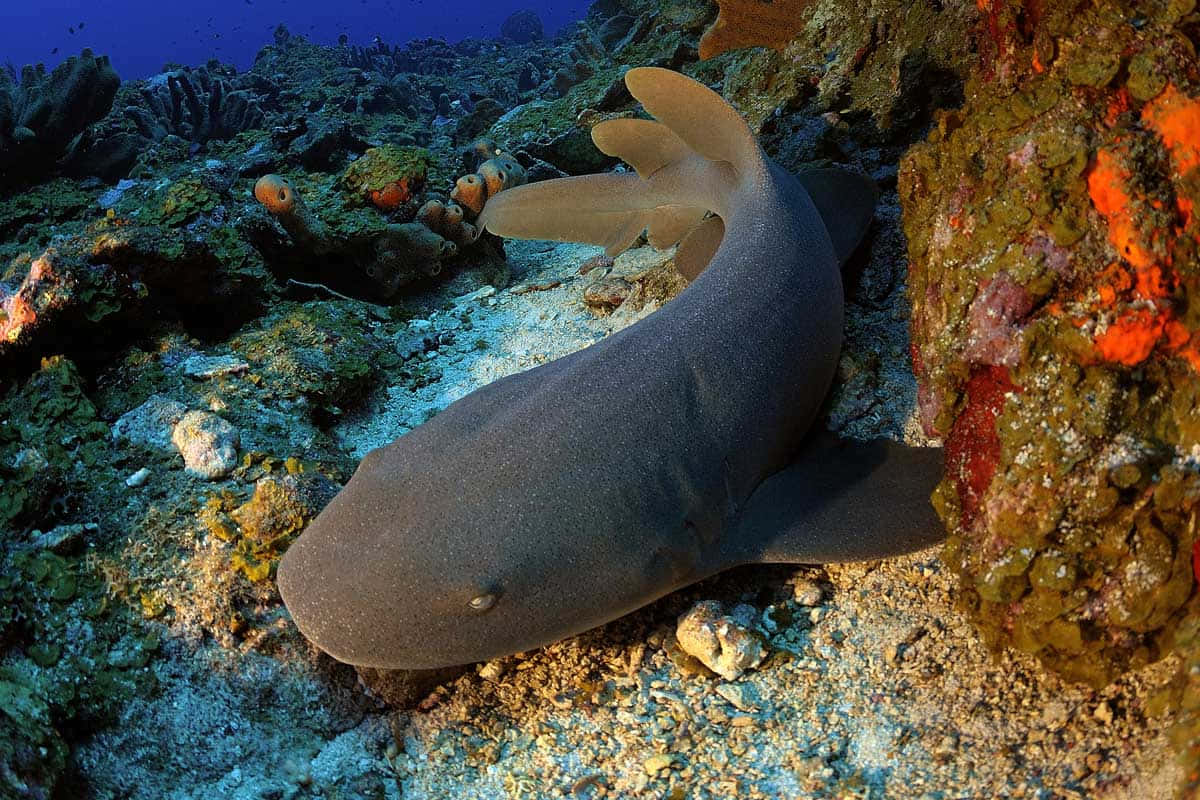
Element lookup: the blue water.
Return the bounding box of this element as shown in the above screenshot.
[2,0,591,81]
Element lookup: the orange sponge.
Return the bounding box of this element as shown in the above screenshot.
[450,156,527,219]
[254,174,297,215]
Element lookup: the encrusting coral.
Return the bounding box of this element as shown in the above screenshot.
[898,2,1200,789]
[698,0,817,60]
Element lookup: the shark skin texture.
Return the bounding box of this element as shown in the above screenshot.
[277,68,945,670]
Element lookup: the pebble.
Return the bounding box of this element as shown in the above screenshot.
[675,600,767,681]
[642,754,673,775]
[478,661,506,683]
[125,467,152,487]
[714,683,759,712]
[455,285,496,304]
[111,394,188,452]
[171,410,240,479]
[792,578,824,606]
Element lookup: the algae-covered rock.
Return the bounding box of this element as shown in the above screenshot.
[340,145,432,212]
[900,0,1200,689]
[0,663,68,799]
[1,194,273,371]
[227,470,340,582]
[0,356,107,529]
[229,302,383,414]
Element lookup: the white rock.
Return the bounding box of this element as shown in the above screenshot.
[112,395,188,452]
[126,467,152,487]
[171,410,240,479]
[675,600,767,681]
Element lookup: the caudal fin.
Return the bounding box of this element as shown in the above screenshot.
[477,67,762,268]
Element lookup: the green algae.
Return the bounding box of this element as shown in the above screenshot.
[230,301,387,413]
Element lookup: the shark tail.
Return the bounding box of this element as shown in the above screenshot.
[476,67,764,263]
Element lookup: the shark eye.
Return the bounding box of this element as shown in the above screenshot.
[468,593,497,613]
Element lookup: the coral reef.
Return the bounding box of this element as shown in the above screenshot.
[8,1,1182,794]
[0,183,272,372]
[0,50,120,187]
[900,1,1199,690]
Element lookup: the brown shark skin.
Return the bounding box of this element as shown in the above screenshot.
[277,69,944,670]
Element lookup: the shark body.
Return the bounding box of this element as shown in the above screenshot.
[277,68,944,670]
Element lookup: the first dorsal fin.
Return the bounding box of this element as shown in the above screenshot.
[623,67,763,173]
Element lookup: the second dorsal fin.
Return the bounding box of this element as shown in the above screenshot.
[673,216,724,281]
[591,118,691,179]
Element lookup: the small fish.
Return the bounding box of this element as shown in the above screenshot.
[51,47,58,54]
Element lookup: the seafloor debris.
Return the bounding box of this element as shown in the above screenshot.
[899,0,1199,707]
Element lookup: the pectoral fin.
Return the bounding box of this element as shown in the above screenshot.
[731,431,945,565]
